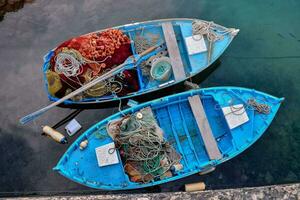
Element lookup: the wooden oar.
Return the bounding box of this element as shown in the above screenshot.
[20,44,162,124]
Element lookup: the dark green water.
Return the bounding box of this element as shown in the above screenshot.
[0,0,299,196]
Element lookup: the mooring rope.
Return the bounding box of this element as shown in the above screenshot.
[247,98,270,114]
[215,92,271,115]
[192,20,238,42]
[192,20,238,62]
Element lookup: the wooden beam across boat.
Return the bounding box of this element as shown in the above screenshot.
[162,22,186,81]
[188,95,222,160]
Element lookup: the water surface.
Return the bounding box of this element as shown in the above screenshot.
[0,0,299,196]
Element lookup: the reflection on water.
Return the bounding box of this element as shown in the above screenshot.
[0,0,299,196]
[0,0,33,21]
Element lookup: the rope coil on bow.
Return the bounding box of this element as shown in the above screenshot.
[214,92,271,115]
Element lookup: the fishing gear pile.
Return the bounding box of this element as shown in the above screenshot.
[46,29,140,100]
[134,32,169,84]
[107,107,182,183]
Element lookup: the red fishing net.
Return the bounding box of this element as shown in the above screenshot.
[48,29,139,99]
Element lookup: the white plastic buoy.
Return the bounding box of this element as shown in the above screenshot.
[136,112,143,120]
[171,163,183,173]
[79,140,88,150]
[42,126,67,144]
[185,182,206,192]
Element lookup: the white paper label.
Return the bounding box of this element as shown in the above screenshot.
[222,104,249,129]
[95,142,119,167]
[185,35,207,55]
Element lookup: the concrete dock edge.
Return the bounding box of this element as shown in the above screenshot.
[8,183,300,200]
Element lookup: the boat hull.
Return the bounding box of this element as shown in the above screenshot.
[55,87,283,190]
[43,18,238,106]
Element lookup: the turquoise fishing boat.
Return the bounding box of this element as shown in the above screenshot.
[54,87,283,190]
[43,18,239,106]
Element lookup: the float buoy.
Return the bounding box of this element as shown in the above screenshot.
[199,166,215,175]
[79,140,88,150]
[185,182,206,192]
[42,126,67,144]
[171,163,183,173]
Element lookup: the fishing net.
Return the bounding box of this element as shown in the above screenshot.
[46,29,140,99]
[133,32,168,83]
[107,107,182,183]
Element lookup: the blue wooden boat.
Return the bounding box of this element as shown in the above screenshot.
[54,87,283,190]
[43,18,239,106]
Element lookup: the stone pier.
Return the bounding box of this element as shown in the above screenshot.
[11,183,300,200]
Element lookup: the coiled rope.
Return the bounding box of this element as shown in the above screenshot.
[192,20,238,42]
[54,48,110,78]
[192,21,222,42]
[54,52,84,77]
[192,20,238,62]
[54,48,123,98]
[215,92,271,115]
[108,108,181,183]
[247,98,270,114]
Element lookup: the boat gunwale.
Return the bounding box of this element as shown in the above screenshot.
[42,18,239,105]
[55,86,283,190]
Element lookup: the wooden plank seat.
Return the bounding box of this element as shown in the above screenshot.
[188,95,222,160]
[162,22,186,81]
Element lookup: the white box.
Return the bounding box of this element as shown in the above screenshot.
[95,142,119,167]
[65,119,82,136]
[185,34,207,55]
[222,104,249,129]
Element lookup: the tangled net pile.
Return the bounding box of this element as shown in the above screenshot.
[134,33,167,78]
[107,107,181,183]
[134,35,152,54]
[77,29,131,61]
[54,29,131,77]
[46,29,139,99]
[134,32,160,54]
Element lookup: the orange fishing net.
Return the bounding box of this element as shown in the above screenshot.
[48,29,139,98]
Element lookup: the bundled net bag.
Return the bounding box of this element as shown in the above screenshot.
[107,107,182,183]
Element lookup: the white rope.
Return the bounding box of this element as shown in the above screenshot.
[192,20,238,62]
[54,49,111,78]
[54,49,124,98]
[54,52,83,77]
[192,20,238,42]
[214,92,271,115]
